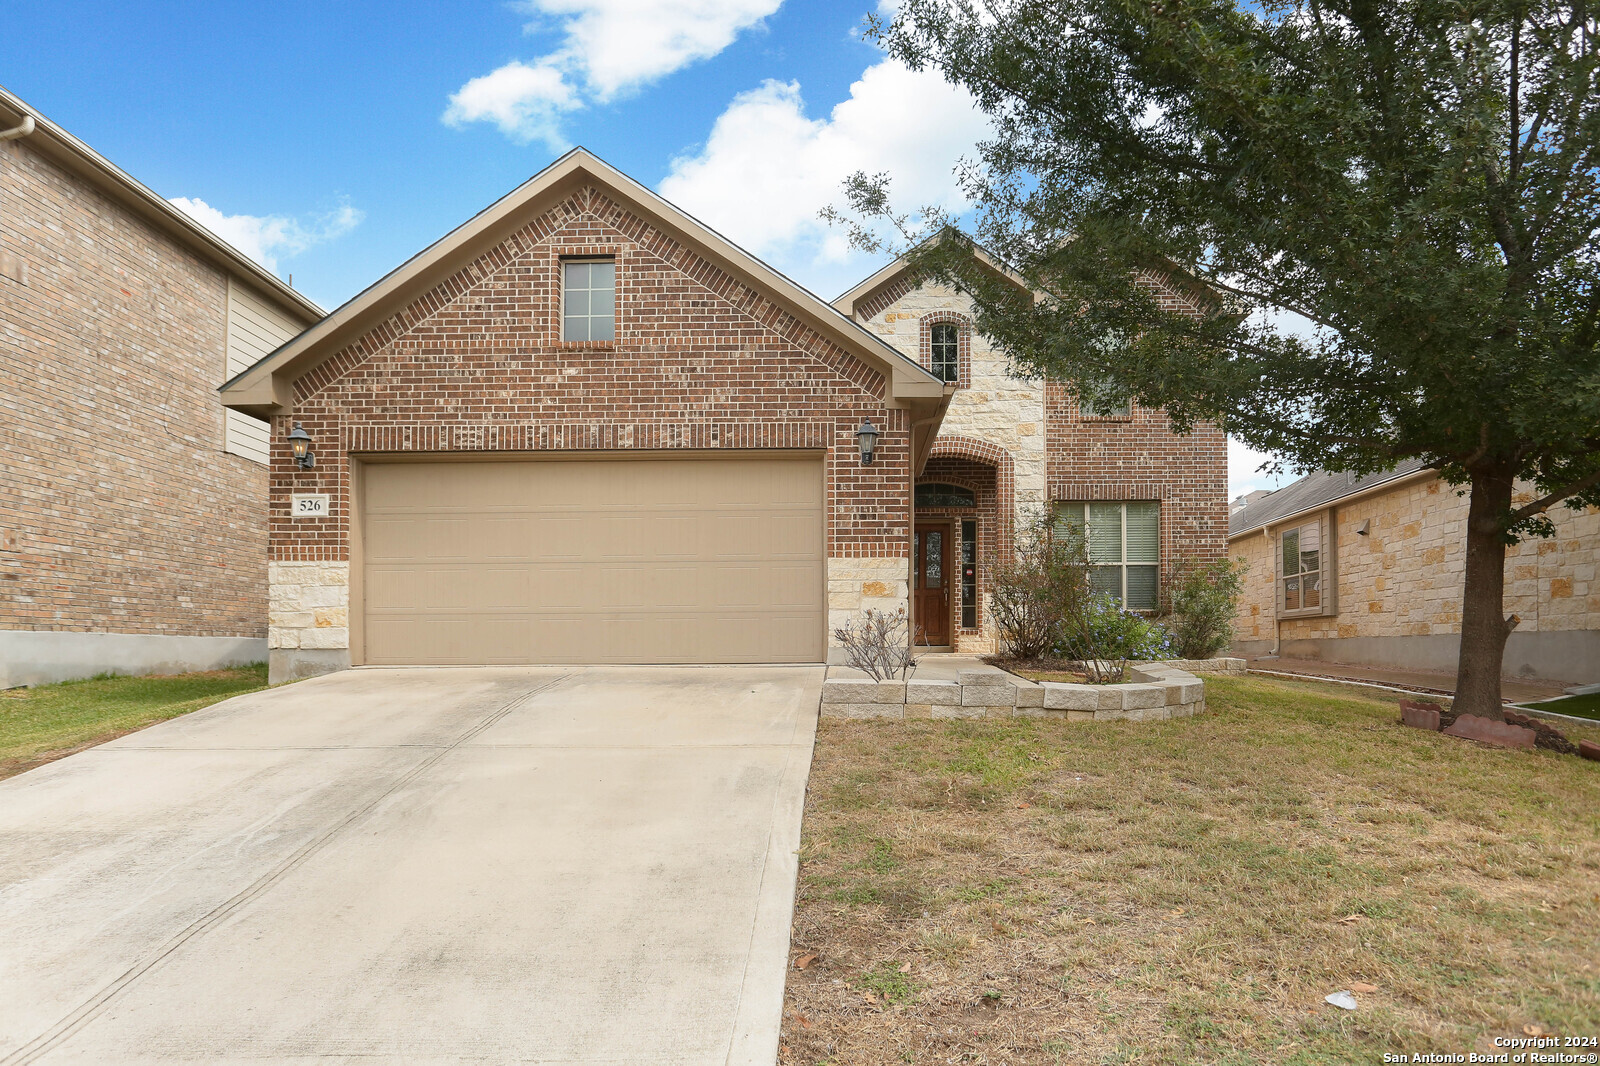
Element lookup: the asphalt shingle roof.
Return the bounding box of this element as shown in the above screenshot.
[1228,458,1432,537]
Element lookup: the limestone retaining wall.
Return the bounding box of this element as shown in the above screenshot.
[821,662,1211,721]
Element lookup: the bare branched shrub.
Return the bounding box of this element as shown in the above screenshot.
[986,509,1094,661]
[832,608,912,681]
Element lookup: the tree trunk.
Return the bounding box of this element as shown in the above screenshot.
[1453,469,1517,721]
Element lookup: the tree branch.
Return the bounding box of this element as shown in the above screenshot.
[1510,467,1600,522]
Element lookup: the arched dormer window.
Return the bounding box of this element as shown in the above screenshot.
[919,312,970,389]
[929,323,959,383]
[915,482,978,508]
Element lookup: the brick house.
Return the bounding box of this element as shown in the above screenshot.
[0,88,322,688]
[836,254,1230,652]
[1229,463,1600,684]
[220,150,951,682]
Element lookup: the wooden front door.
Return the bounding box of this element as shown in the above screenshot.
[914,525,951,646]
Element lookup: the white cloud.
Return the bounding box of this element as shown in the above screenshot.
[540,0,783,100]
[446,0,781,147]
[443,60,579,147]
[659,59,991,292]
[168,197,363,274]
[1229,437,1294,500]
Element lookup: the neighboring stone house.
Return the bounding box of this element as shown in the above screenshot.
[835,256,1229,652]
[1229,463,1600,684]
[0,88,322,687]
[220,150,951,683]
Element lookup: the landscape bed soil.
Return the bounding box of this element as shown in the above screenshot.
[984,655,1104,685]
[779,674,1600,1065]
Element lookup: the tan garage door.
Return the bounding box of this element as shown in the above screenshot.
[360,454,825,665]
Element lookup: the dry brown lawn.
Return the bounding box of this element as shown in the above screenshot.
[779,674,1600,1065]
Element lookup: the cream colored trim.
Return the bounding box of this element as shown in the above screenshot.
[0,84,321,324]
[1227,466,1437,541]
[219,148,944,419]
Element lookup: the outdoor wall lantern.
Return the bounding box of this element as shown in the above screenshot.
[287,422,316,470]
[855,418,879,466]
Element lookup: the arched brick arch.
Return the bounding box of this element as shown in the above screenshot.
[919,311,972,390]
[927,435,1015,564]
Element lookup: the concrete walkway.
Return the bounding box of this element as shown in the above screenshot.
[1244,656,1568,703]
[0,665,823,1065]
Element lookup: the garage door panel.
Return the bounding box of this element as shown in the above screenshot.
[362,456,825,664]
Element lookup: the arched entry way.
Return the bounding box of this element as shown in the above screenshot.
[914,437,1014,650]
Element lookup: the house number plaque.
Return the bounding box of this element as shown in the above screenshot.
[290,494,330,519]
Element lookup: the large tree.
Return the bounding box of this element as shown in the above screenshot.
[838,0,1600,718]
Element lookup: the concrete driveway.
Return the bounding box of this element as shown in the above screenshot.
[0,666,823,1065]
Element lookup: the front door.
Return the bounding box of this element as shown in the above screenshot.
[914,525,951,646]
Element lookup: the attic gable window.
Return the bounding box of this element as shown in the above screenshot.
[562,257,615,342]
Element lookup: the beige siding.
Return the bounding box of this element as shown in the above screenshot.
[224,281,302,464]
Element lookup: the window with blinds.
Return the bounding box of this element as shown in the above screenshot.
[1054,501,1160,609]
[1277,511,1337,617]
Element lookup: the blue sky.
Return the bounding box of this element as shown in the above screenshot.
[0,0,1288,497]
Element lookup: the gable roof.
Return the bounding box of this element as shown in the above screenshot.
[1229,458,1434,538]
[0,85,321,325]
[833,234,1030,319]
[219,148,949,421]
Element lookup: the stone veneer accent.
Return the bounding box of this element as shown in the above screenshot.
[827,557,911,660]
[267,562,350,682]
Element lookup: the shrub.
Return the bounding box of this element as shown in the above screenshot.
[1058,596,1174,667]
[832,608,913,681]
[1164,557,1247,659]
[986,510,1095,660]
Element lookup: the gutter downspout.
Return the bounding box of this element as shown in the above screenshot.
[0,114,35,141]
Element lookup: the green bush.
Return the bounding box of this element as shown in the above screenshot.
[1163,557,1247,659]
[1057,595,1174,663]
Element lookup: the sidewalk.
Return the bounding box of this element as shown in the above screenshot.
[1244,656,1568,704]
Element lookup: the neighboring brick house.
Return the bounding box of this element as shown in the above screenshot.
[220,150,951,682]
[835,256,1229,652]
[0,88,322,687]
[1229,463,1600,684]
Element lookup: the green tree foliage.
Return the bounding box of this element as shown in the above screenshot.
[836,0,1600,717]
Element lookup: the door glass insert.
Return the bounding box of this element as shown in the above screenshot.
[924,530,943,588]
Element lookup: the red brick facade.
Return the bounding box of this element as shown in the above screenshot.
[269,185,914,566]
[0,137,276,640]
[1045,382,1229,585]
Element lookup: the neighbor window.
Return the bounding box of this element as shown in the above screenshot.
[1278,513,1335,616]
[562,258,615,341]
[929,322,960,383]
[1054,501,1160,610]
